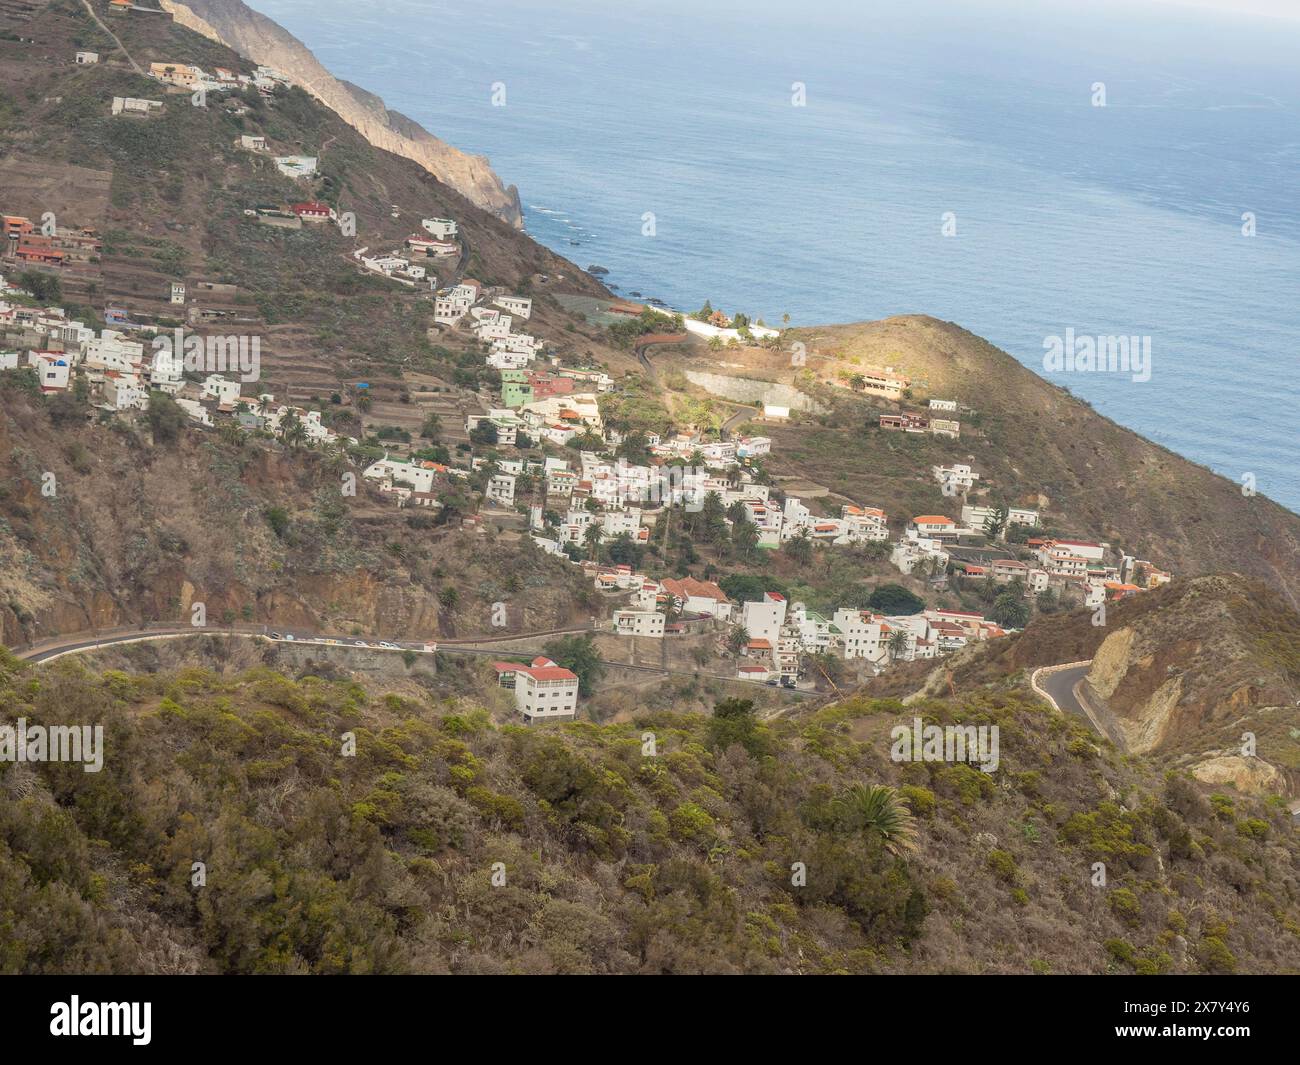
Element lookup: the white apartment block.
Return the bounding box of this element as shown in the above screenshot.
[831,609,888,662]
[742,592,787,646]
[486,472,517,507]
[496,657,580,722]
[613,610,665,638]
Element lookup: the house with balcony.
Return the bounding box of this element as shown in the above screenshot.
[493,657,580,722]
[613,610,665,638]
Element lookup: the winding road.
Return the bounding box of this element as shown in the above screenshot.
[1030,660,1123,746]
[1037,663,1093,720]
[12,623,815,695]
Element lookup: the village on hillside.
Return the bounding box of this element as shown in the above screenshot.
[0,23,1176,724]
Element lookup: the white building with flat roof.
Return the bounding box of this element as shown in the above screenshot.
[612,610,665,638]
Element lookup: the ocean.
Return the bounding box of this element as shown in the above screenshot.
[253,0,1300,513]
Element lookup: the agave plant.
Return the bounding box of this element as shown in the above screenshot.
[834,784,918,857]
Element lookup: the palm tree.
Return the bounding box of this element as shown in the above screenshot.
[725,624,750,655]
[833,784,918,857]
[886,628,910,662]
[583,522,603,561]
[280,412,308,450]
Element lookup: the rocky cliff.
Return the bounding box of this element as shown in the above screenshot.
[161,0,524,227]
[1077,576,1300,794]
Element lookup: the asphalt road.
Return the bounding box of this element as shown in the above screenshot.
[15,625,815,695]
[18,623,592,664]
[1040,663,1092,721]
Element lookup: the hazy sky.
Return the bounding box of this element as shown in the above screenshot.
[1157,0,1300,17]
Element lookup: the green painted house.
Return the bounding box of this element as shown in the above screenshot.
[500,368,533,408]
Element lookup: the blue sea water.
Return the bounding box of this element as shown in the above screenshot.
[254,0,1300,513]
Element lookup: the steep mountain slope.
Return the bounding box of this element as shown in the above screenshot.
[2,649,1296,974]
[706,316,1300,603]
[0,0,610,391]
[0,385,593,647]
[870,574,1300,796]
[159,0,522,226]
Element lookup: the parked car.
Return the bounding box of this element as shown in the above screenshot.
[379,641,399,650]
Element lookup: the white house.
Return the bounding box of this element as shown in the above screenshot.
[421,217,459,239]
[175,398,213,426]
[495,657,580,722]
[892,534,949,576]
[493,295,532,320]
[908,515,960,538]
[274,156,318,179]
[201,374,243,407]
[841,505,890,542]
[485,472,517,507]
[111,97,163,116]
[742,592,787,646]
[660,577,733,621]
[405,234,456,257]
[933,464,979,494]
[363,456,437,495]
[102,373,147,410]
[961,503,1039,529]
[149,349,185,394]
[831,609,888,662]
[1046,538,1107,562]
[612,610,665,638]
[28,351,70,392]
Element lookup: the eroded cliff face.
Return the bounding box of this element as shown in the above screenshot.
[1077,576,1300,795]
[161,0,523,227]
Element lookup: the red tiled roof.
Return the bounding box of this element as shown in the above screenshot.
[661,577,730,603]
[523,666,577,681]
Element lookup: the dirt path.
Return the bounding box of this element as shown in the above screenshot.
[80,0,144,75]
